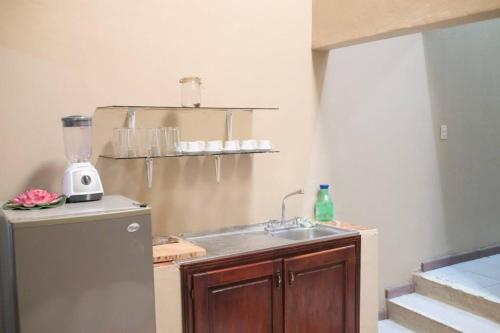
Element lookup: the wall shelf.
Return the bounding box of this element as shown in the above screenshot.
[96,105,278,140]
[99,150,279,159]
[100,150,279,187]
[97,105,279,188]
[96,105,278,112]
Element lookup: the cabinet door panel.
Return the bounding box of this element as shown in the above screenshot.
[284,245,356,333]
[192,259,282,333]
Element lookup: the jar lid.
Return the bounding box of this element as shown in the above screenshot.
[61,115,92,127]
[179,76,202,84]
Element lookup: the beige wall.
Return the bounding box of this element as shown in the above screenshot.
[0,0,324,235]
[306,19,500,310]
[154,264,182,333]
[313,0,500,49]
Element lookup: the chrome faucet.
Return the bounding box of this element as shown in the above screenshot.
[265,189,305,232]
[281,189,304,222]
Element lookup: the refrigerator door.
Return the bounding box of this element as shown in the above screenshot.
[13,214,155,333]
[0,216,19,333]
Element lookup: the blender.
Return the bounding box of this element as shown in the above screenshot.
[61,115,103,202]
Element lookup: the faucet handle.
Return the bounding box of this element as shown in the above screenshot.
[265,219,281,232]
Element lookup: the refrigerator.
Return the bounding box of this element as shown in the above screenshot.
[0,195,156,333]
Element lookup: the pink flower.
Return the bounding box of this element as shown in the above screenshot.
[12,189,61,207]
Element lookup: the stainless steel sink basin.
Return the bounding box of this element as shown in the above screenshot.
[178,222,359,264]
[270,225,345,241]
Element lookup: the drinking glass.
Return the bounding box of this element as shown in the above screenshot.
[161,127,181,156]
[137,128,162,157]
[113,128,138,158]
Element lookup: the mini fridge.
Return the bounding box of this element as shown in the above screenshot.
[0,195,156,333]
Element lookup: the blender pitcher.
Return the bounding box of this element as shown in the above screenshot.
[61,116,103,202]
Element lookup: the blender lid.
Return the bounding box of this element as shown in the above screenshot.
[61,115,92,127]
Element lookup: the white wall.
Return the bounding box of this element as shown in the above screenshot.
[423,18,500,252]
[305,18,500,310]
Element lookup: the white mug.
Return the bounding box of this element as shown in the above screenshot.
[186,141,202,152]
[197,141,206,151]
[258,140,273,151]
[179,141,188,152]
[240,139,258,151]
[206,140,223,152]
[224,140,240,152]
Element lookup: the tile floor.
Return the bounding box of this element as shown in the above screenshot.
[420,254,500,302]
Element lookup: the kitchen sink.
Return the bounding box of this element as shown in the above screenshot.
[179,221,358,264]
[270,224,345,241]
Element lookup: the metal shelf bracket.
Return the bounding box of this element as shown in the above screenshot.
[128,107,136,129]
[146,156,153,189]
[226,111,233,141]
[215,156,221,183]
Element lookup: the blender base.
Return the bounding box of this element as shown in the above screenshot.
[67,193,103,203]
[63,162,104,203]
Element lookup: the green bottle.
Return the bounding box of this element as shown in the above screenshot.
[315,184,334,222]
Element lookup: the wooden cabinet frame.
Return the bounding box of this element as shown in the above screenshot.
[180,235,360,333]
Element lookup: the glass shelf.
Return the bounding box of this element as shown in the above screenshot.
[99,150,279,188]
[96,105,278,112]
[96,105,278,135]
[99,150,279,159]
[96,105,279,187]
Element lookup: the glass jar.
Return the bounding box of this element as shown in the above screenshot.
[179,77,202,107]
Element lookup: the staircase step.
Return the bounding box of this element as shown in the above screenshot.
[387,293,500,333]
[379,319,415,333]
[414,272,500,322]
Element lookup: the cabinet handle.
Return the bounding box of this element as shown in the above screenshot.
[288,271,295,286]
[276,271,282,288]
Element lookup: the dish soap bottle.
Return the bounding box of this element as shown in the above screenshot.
[315,184,334,222]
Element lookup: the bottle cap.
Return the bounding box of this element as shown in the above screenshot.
[320,184,329,190]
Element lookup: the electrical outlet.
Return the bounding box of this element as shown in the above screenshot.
[440,125,448,140]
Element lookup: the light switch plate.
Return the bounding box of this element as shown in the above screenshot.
[440,125,448,140]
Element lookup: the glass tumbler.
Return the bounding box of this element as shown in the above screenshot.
[161,127,181,156]
[113,128,138,158]
[137,128,162,157]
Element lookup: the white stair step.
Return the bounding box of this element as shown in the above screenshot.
[414,272,500,323]
[379,319,415,333]
[387,293,500,333]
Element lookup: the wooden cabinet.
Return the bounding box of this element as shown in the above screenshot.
[191,259,283,333]
[284,245,356,333]
[181,236,360,333]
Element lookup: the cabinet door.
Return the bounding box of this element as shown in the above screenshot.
[284,245,357,333]
[192,259,283,333]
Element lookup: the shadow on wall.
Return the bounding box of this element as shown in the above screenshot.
[96,154,252,236]
[299,50,329,215]
[423,18,500,254]
[21,162,66,194]
[93,108,255,236]
[312,50,329,103]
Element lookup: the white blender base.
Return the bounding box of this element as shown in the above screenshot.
[63,162,104,202]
